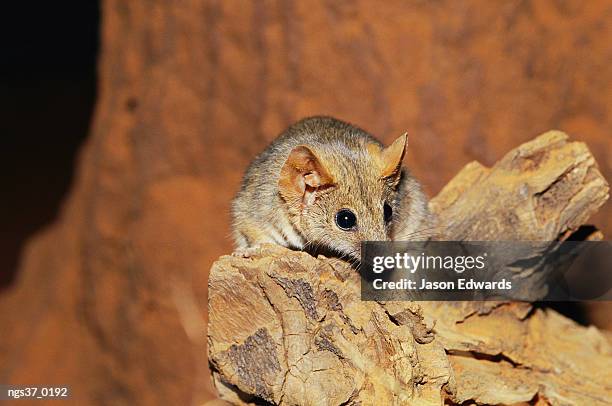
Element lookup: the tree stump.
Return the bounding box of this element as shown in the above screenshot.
[208,131,610,405]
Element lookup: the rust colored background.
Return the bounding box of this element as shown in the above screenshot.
[1,1,610,404]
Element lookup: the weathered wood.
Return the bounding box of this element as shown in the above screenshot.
[430,130,609,240]
[208,132,610,405]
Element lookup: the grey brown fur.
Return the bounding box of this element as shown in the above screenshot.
[231,116,435,259]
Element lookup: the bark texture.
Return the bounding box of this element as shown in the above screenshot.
[208,132,610,405]
[1,1,612,405]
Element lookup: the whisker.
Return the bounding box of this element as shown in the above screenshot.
[396,223,449,241]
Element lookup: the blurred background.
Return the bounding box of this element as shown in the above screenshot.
[1,1,610,405]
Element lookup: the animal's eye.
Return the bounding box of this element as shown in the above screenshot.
[384,202,393,223]
[335,209,357,231]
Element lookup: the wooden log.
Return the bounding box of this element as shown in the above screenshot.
[207,132,610,405]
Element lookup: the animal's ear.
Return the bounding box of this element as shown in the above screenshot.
[279,145,335,207]
[379,133,407,184]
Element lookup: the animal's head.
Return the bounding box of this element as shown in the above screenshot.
[278,133,407,260]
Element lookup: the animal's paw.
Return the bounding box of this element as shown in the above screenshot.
[231,245,262,258]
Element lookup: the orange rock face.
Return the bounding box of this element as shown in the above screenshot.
[1,0,610,404]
